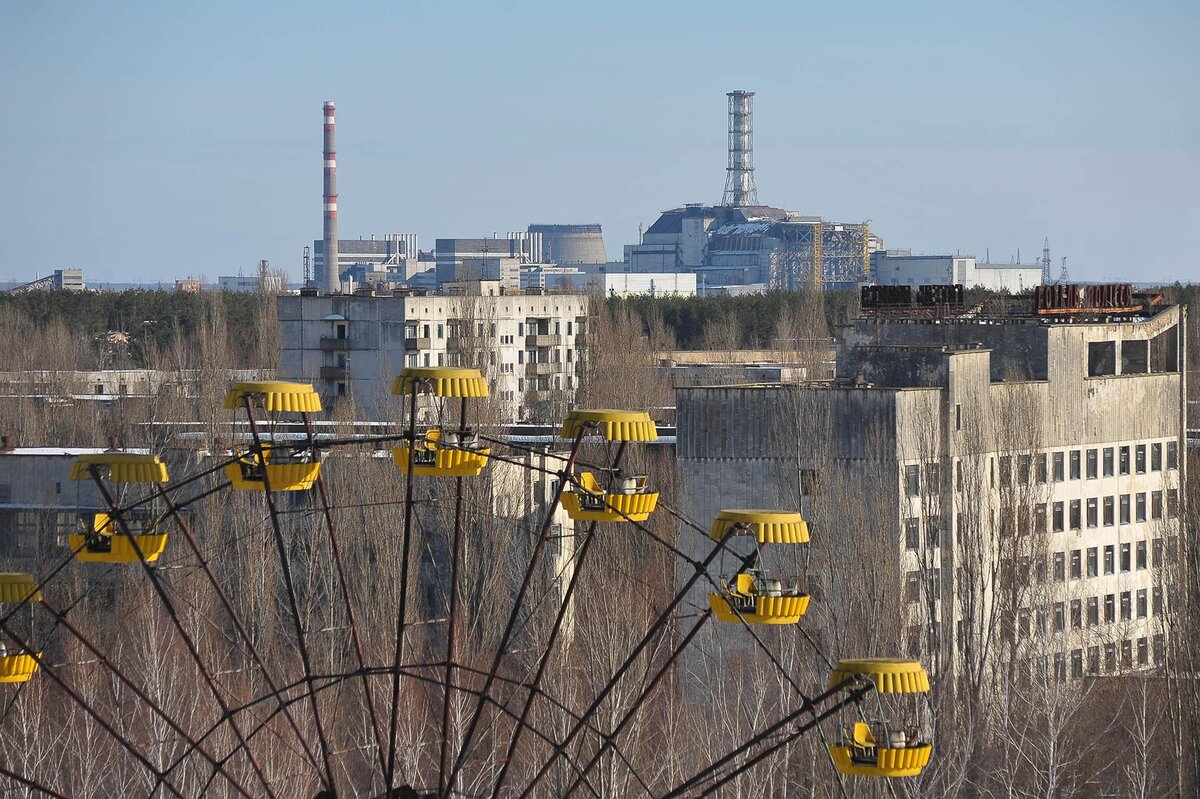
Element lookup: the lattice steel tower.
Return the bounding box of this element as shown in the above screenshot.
[722,90,759,207]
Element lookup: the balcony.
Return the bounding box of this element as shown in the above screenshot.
[525,361,560,377]
[525,334,563,348]
[319,366,346,380]
[319,336,349,351]
[404,337,432,351]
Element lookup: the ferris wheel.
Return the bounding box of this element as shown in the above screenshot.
[0,368,932,797]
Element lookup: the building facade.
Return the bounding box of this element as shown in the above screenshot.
[314,234,420,288]
[277,288,589,421]
[677,299,1185,681]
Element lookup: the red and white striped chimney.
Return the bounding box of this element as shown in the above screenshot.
[322,100,339,294]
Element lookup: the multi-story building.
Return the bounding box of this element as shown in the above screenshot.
[676,292,1185,680]
[277,284,589,421]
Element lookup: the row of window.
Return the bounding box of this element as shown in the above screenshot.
[1055,636,1164,679]
[903,494,1177,554]
[905,540,1175,602]
[1052,539,1171,580]
[908,625,1165,679]
[1044,588,1161,633]
[404,319,583,340]
[904,441,1179,497]
[404,350,579,368]
[1044,442,1176,482]
[1042,490,1179,532]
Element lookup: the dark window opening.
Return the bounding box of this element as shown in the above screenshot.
[1087,341,1116,376]
[1120,339,1149,374]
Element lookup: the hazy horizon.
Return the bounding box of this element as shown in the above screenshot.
[3,0,1197,285]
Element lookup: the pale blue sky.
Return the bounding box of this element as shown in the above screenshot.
[2,0,1197,284]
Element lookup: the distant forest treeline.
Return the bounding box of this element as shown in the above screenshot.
[2,283,1196,369]
[0,289,277,370]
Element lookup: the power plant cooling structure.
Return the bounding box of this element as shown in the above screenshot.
[322,100,339,294]
[721,90,759,208]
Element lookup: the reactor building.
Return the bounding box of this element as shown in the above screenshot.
[622,91,873,292]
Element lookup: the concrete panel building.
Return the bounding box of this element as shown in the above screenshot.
[677,297,1185,681]
[277,287,589,421]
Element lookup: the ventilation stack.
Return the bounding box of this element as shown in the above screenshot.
[721,90,759,207]
[322,100,339,294]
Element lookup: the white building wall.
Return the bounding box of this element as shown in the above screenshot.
[602,272,697,297]
[965,264,1043,292]
[872,255,955,288]
[278,292,589,421]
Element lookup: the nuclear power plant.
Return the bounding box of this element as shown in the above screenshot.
[620,90,874,292]
[306,91,1041,296]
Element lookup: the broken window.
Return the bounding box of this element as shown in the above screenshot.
[1149,325,1178,372]
[1120,339,1149,374]
[1087,341,1116,376]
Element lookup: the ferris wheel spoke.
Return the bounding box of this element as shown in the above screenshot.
[89,465,284,799]
[33,597,262,798]
[490,439,633,799]
[489,516,601,798]
[563,608,715,797]
[437,457,468,795]
[0,762,71,799]
[0,623,195,799]
[442,426,588,797]
[384,379,423,794]
[302,412,390,778]
[155,483,327,780]
[242,397,338,795]
[516,525,745,799]
[665,676,871,798]
[396,658,609,798]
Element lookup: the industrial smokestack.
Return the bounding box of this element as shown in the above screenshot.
[322,100,339,294]
[721,90,759,208]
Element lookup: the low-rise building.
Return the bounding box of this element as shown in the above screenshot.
[871,252,1043,292]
